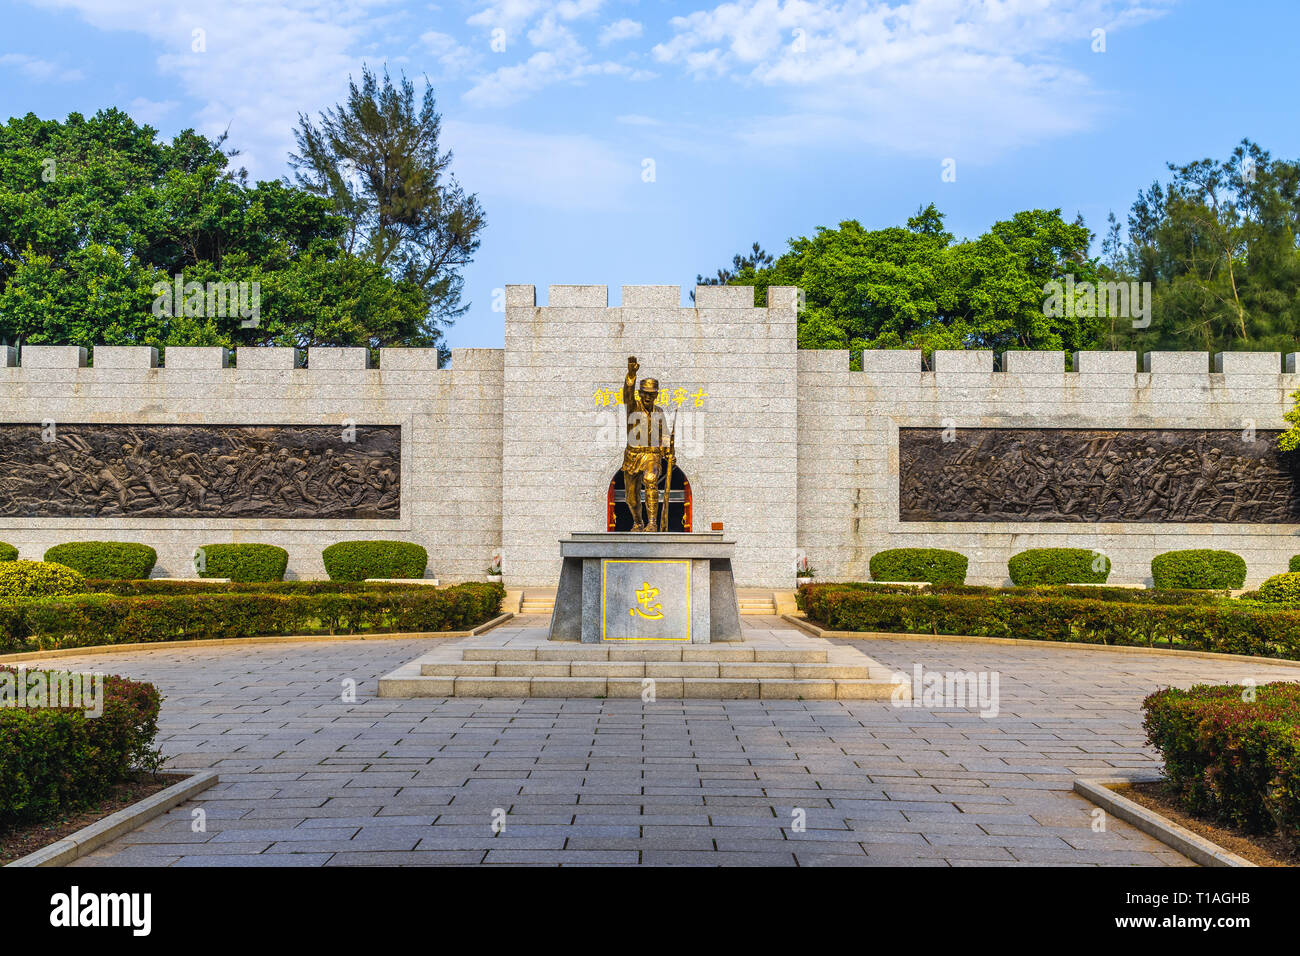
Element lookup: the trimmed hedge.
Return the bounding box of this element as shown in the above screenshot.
[1008,548,1110,586]
[797,584,1300,659]
[196,544,288,582]
[322,541,428,582]
[1143,683,1300,848]
[44,541,157,580]
[0,560,87,598]
[0,582,504,653]
[1256,572,1300,607]
[869,548,968,585]
[795,581,1227,607]
[0,543,16,562]
[1291,555,1300,573]
[86,579,443,596]
[1,668,161,826]
[1151,549,1246,590]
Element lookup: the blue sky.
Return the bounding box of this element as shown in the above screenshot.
[2,0,1298,350]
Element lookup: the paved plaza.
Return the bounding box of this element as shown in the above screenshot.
[35,616,1298,867]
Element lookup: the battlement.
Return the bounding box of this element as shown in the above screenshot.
[504,284,799,310]
[800,348,1300,380]
[1,345,502,372]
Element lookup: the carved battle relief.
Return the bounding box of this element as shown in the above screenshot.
[0,424,400,519]
[899,427,1300,523]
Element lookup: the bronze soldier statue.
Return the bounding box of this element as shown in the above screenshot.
[622,356,670,532]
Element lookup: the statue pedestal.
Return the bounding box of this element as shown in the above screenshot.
[547,532,742,643]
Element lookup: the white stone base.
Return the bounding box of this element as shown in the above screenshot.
[378,619,907,700]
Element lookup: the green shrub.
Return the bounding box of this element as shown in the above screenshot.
[869,548,967,585]
[1007,548,1110,586]
[0,668,161,827]
[797,583,1300,659]
[196,544,288,582]
[794,581,1226,612]
[0,582,504,653]
[1290,555,1300,573]
[1143,683,1300,848]
[44,541,157,579]
[0,560,87,598]
[1256,572,1300,607]
[322,541,428,582]
[1151,549,1246,590]
[86,579,443,596]
[0,543,17,562]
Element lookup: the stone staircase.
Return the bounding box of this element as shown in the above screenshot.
[736,591,777,615]
[378,626,907,700]
[519,590,556,615]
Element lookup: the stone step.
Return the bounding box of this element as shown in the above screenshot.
[379,673,905,700]
[459,645,828,664]
[419,659,874,679]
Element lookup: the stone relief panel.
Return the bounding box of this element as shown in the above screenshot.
[0,423,400,519]
[899,427,1300,523]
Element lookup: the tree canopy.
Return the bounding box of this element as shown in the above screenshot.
[291,67,485,354]
[0,93,479,357]
[710,204,1103,365]
[1109,139,1300,354]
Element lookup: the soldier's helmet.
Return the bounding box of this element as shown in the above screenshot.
[638,378,660,396]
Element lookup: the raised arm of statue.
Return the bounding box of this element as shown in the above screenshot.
[623,356,638,407]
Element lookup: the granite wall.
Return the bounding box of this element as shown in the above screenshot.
[4,286,1298,587]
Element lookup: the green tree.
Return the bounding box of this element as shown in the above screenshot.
[702,203,1103,366]
[695,241,774,289]
[1112,139,1300,353]
[0,108,433,354]
[292,66,485,360]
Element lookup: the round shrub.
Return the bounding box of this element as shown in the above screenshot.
[0,560,88,597]
[1151,549,1246,590]
[196,544,288,582]
[1290,555,1300,573]
[44,541,157,579]
[0,669,161,826]
[869,548,967,585]
[0,542,17,562]
[1256,572,1300,607]
[1008,548,1110,586]
[322,541,428,582]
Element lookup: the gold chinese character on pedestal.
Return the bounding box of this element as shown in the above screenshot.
[628,581,664,620]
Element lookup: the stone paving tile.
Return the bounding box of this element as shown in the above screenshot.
[26,620,1300,867]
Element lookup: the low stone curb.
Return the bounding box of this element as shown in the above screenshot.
[0,612,514,664]
[5,770,219,868]
[782,614,1300,668]
[1073,776,1256,868]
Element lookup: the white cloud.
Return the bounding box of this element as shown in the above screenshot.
[127,96,178,127]
[464,52,640,107]
[651,0,1177,158]
[463,1,650,107]
[598,18,643,45]
[17,0,391,176]
[467,0,605,36]
[0,53,84,82]
[420,29,481,79]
